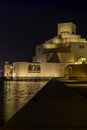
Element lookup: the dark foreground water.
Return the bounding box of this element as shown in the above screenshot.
[0,80,48,126]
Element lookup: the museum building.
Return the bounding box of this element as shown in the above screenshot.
[4,22,87,79]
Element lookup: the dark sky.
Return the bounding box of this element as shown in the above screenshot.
[0,0,87,62]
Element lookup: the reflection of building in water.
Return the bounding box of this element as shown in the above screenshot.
[4,81,47,121]
[4,22,87,79]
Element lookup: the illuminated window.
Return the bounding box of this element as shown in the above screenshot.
[32,65,36,71]
[28,64,41,73]
[75,57,86,64]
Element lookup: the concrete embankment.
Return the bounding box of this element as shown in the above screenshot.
[1,79,87,130]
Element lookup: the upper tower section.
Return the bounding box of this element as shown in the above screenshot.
[58,22,76,35]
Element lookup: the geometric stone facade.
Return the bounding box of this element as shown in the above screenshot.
[4,22,87,79]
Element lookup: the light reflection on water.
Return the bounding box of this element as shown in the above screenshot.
[3,80,48,122]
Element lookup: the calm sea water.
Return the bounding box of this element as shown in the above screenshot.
[0,80,48,126]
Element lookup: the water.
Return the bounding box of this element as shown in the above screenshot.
[0,80,48,126]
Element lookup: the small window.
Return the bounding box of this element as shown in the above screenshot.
[38,47,41,51]
[79,44,84,49]
[36,65,40,71]
[28,64,32,71]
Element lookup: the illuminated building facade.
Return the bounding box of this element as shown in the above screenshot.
[4,22,87,79]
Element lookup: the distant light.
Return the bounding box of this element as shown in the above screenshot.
[5,62,9,64]
[0,69,3,73]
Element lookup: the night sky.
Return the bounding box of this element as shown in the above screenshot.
[0,0,87,62]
